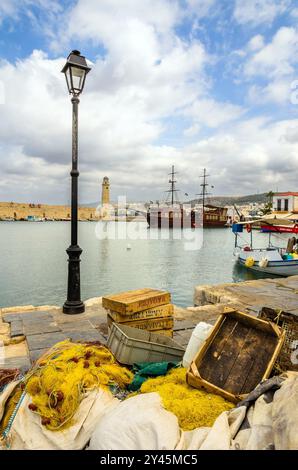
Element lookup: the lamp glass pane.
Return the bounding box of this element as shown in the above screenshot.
[70,66,86,92]
[65,67,72,93]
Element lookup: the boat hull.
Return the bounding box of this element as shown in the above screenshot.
[237,257,298,276]
[261,225,298,234]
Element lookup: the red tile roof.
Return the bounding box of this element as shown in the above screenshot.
[274,192,298,196]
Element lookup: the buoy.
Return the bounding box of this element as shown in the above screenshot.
[259,258,269,268]
[245,257,255,268]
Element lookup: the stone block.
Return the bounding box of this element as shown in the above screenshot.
[59,320,94,332]
[26,332,68,351]
[23,320,61,336]
[10,320,24,338]
[29,349,49,364]
[64,329,106,344]
[2,356,31,373]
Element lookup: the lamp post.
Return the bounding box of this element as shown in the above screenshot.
[61,50,91,314]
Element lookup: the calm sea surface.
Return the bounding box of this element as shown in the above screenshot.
[0,221,290,308]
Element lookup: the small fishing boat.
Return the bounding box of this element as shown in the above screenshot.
[260,223,298,234]
[232,218,298,276]
[26,215,44,222]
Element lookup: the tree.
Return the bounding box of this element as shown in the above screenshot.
[260,190,274,215]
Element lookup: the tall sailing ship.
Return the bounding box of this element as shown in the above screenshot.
[145,166,200,229]
[144,166,228,229]
[197,169,228,228]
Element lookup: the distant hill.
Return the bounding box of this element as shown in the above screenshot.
[80,202,99,208]
[189,193,268,207]
[82,193,268,208]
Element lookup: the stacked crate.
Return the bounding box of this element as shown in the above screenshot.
[102,288,174,338]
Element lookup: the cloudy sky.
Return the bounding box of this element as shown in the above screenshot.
[0,0,298,204]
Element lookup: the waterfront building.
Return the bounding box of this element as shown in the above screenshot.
[272,192,298,213]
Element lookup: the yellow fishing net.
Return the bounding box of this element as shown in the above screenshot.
[139,368,234,431]
[22,340,133,431]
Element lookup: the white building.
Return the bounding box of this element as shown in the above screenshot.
[272,192,298,213]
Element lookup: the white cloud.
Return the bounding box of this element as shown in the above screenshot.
[244,27,298,78]
[240,26,298,105]
[183,99,245,131]
[248,80,292,104]
[181,117,298,194]
[0,0,61,25]
[0,38,209,202]
[248,35,265,51]
[52,0,181,50]
[0,1,216,202]
[0,0,17,22]
[234,0,291,26]
[186,0,216,17]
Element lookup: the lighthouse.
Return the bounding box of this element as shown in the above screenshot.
[102,176,110,205]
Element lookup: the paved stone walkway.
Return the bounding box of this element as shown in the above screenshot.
[194,275,298,316]
[1,305,198,372]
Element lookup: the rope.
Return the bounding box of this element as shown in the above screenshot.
[1,384,26,449]
[273,309,283,323]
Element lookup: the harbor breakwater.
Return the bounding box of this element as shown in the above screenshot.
[0,202,98,221]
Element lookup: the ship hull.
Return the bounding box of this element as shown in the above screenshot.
[203,218,227,228]
[146,209,198,229]
[145,208,227,229]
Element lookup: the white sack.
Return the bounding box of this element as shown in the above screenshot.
[89,392,180,450]
[272,372,298,450]
[181,372,298,451]
[1,387,118,450]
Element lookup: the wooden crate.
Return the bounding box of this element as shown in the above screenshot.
[107,314,174,331]
[102,288,171,315]
[186,307,285,403]
[259,307,298,373]
[108,304,174,323]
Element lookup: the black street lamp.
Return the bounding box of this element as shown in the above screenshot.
[61,50,91,314]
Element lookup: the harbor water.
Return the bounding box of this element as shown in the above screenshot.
[0,221,290,308]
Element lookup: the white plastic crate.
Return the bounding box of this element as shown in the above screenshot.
[107,323,185,365]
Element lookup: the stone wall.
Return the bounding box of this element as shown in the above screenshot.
[0,202,98,221]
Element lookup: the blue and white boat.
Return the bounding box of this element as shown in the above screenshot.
[232,218,298,276]
[27,215,44,222]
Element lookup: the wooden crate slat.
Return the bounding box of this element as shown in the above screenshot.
[108,304,173,323]
[223,328,259,394]
[206,321,251,390]
[107,314,174,331]
[241,334,278,394]
[103,288,171,314]
[199,317,238,383]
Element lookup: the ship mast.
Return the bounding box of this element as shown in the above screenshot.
[166,165,180,205]
[197,168,212,212]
